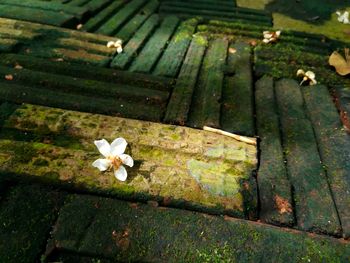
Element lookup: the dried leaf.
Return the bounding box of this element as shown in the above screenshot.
[329,48,350,76]
[5,74,13,81]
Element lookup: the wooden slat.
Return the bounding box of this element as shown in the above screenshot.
[275,78,341,235]
[302,84,350,238]
[255,76,294,226]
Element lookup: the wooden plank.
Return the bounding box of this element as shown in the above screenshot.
[255,76,294,226]
[187,38,228,128]
[0,104,257,218]
[0,0,88,18]
[0,65,169,105]
[111,14,159,70]
[275,78,341,235]
[0,82,163,121]
[0,185,65,263]
[0,38,18,53]
[116,0,159,41]
[0,53,173,91]
[83,0,112,13]
[49,194,350,262]
[0,4,77,27]
[221,42,255,136]
[153,18,198,78]
[82,1,125,32]
[302,84,350,238]
[164,35,207,124]
[129,15,180,73]
[96,0,147,36]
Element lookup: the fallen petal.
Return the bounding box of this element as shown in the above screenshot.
[110,137,127,156]
[114,166,127,181]
[120,154,134,167]
[94,139,111,157]
[92,158,111,171]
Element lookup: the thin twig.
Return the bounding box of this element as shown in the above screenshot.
[203,126,257,146]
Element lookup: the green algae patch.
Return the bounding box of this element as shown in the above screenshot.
[0,104,257,217]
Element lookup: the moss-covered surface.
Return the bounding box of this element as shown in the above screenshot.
[49,194,350,262]
[0,104,257,218]
[0,184,66,263]
[275,79,341,236]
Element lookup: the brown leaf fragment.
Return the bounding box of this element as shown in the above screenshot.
[329,48,350,76]
[274,195,292,214]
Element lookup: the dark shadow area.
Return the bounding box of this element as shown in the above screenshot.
[266,0,349,23]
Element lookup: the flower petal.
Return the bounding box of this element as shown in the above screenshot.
[120,154,134,167]
[110,137,127,155]
[305,71,315,80]
[94,139,111,157]
[92,158,111,171]
[114,165,127,181]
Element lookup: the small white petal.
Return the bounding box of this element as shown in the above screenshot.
[120,154,134,167]
[107,41,115,48]
[116,39,122,45]
[92,158,111,171]
[263,38,270,44]
[275,31,281,37]
[305,71,315,80]
[114,166,127,181]
[336,11,341,16]
[110,137,127,155]
[116,46,123,54]
[296,69,305,76]
[94,139,111,157]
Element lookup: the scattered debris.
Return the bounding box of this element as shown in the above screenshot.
[262,30,281,44]
[274,195,292,214]
[5,74,13,80]
[203,126,257,145]
[107,39,123,54]
[329,48,350,76]
[296,69,317,86]
[92,138,134,181]
[336,11,350,24]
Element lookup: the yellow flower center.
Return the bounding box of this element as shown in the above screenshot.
[107,155,122,169]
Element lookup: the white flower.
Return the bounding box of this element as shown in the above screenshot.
[106,40,123,53]
[263,30,281,44]
[92,138,133,181]
[336,11,350,24]
[297,69,317,86]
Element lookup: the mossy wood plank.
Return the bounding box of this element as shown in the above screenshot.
[255,76,294,226]
[153,18,198,78]
[130,15,180,73]
[0,184,65,263]
[163,0,236,8]
[0,0,88,19]
[82,1,125,32]
[0,104,257,218]
[111,14,159,70]
[164,35,207,124]
[0,4,77,27]
[23,47,110,67]
[334,86,350,131]
[0,53,173,92]
[83,0,112,13]
[159,6,272,26]
[0,82,163,121]
[116,0,159,42]
[67,0,89,6]
[302,85,350,238]
[49,194,350,262]
[0,27,39,41]
[0,38,18,53]
[221,42,255,136]
[96,0,147,36]
[0,65,168,105]
[197,24,261,39]
[161,1,268,17]
[188,38,228,128]
[275,79,341,235]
